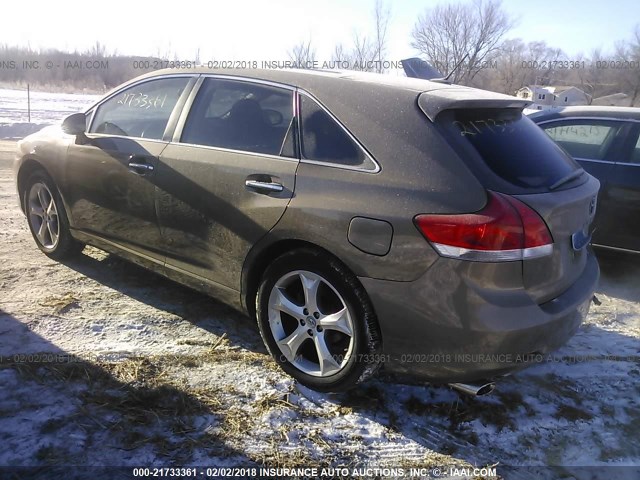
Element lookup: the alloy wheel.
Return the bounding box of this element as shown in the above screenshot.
[267,270,355,377]
[28,182,60,250]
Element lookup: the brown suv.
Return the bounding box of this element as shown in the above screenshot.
[15,68,599,392]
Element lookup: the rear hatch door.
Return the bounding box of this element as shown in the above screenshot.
[420,88,600,303]
[513,176,599,303]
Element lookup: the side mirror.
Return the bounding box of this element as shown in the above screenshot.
[62,113,87,135]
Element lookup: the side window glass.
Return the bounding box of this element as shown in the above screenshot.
[84,111,93,131]
[542,121,620,161]
[181,78,294,156]
[90,78,189,140]
[632,132,640,164]
[300,95,370,168]
[279,120,297,158]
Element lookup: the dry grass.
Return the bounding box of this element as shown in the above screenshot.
[401,387,540,434]
[177,332,228,349]
[39,292,80,314]
[254,391,297,412]
[251,438,318,469]
[0,349,298,465]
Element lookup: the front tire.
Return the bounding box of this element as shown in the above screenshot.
[256,248,381,392]
[24,170,84,260]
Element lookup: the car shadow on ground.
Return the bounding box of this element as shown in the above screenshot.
[595,248,640,303]
[60,247,267,354]
[0,308,253,470]
[54,246,640,476]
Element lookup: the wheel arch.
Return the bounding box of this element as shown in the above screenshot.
[17,158,52,212]
[16,157,78,235]
[17,158,73,225]
[241,238,378,324]
[249,239,384,390]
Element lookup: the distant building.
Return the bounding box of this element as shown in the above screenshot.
[516,85,554,109]
[515,85,592,111]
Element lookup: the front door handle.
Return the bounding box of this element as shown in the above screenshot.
[127,155,155,175]
[245,179,283,193]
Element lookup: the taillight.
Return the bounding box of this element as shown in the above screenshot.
[414,191,553,262]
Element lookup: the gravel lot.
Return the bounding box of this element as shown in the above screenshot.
[1,139,639,479]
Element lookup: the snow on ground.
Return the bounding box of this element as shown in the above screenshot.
[0,144,639,479]
[0,88,100,140]
[0,88,100,124]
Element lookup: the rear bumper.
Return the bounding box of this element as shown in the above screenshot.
[359,249,599,383]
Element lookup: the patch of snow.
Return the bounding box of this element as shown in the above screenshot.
[0,88,99,125]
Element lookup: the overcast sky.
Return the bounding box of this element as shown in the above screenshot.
[1,0,638,61]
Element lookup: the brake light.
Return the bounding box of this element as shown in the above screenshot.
[414,191,553,261]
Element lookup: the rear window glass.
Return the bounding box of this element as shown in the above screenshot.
[445,109,581,190]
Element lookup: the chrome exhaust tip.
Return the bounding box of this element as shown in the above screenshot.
[448,381,496,396]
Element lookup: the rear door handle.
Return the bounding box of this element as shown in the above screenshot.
[127,155,155,175]
[245,179,283,194]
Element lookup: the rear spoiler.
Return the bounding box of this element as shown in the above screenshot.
[418,87,531,122]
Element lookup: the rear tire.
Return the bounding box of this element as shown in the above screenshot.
[256,248,381,392]
[23,170,84,260]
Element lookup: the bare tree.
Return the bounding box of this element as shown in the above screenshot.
[492,38,527,94]
[411,0,515,84]
[327,0,390,72]
[331,43,349,64]
[329,34,375,71]
[470,39,572,93]
[156,43,174,61]
[329,42,364,70]
[287,40,316,68]
[614,24,640,106]
[372,0,391,72]
[353,33,376,70]
[90,41,107,58]
[334,34,381,72]
[525,41,564,85]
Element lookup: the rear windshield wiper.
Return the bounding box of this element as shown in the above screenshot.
[549,168,585,191]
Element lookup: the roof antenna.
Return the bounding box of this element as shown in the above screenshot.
[433,53,469,84]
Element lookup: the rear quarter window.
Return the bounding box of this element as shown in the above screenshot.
[437,109,582,193]
[299,94,377,171]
